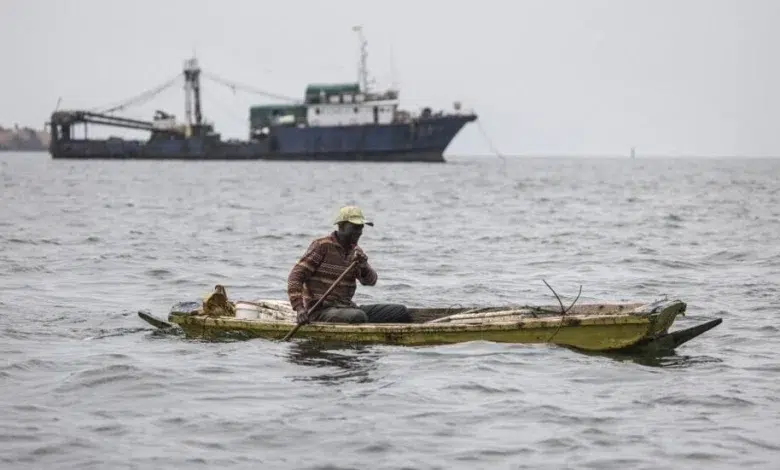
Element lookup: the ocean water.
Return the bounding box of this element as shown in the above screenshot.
[1,152,778,469]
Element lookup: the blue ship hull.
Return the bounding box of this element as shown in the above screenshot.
[49,114,476,163]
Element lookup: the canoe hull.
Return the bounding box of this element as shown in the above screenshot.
[167,299,690,352]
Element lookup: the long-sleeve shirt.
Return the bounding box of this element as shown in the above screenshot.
[287,232,378,313]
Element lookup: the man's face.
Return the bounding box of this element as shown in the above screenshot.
[341,222,364,245]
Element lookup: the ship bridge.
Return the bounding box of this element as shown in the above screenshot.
[300,82,401,127]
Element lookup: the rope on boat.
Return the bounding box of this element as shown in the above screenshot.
[475,119,507,174]
[201,72,301,103]
[89,73,183,114]
[82,66,301,117]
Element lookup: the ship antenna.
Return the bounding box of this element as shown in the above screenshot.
[389,44,398,92]
[352,25,369,93]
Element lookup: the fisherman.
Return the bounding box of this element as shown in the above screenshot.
[287,205,411,325]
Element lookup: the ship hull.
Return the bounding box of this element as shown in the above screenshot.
[50,148,448,162]
[49,115,475,163]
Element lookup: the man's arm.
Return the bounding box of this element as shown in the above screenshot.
[357,262,378,286]
[287,240,326,312]
[353,246,377,286]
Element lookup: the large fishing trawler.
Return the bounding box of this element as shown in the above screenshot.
[48,28,477,162]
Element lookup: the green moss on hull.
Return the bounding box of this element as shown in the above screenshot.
[170,308,680,351]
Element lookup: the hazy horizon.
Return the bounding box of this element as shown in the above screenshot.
[1,0,778,157]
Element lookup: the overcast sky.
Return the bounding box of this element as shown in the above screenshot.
[1,0,777,157]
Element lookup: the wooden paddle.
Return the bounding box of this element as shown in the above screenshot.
[281,259,360,342]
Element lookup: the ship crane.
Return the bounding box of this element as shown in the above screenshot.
[47,58,301,144]
[48,72,185,141]
[50,111,156,131]
[47,109,182,145]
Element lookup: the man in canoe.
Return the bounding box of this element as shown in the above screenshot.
[287,205,411,325]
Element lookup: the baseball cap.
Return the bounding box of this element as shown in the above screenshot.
[333,205,374,226]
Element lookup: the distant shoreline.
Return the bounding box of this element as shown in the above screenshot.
[0,125,50,152]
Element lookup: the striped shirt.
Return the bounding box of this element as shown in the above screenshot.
[287,232,378,312]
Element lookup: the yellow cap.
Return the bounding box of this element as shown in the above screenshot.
[333,206,374,226]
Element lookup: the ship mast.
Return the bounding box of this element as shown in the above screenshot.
[183,57,203,134]
[352,25,369,93]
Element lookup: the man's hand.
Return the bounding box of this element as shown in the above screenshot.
[296,307,311,325]
[349,247,368,267]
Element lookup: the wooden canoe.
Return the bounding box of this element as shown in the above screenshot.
[142,297,722,353]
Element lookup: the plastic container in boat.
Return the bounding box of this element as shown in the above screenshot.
[234,301,260,320]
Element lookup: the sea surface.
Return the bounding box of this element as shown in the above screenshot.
[1,152,778,469]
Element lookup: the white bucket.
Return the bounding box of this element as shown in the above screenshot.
[234,301,261,320]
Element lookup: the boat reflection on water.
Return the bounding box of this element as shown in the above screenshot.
[575,348,723,368]
[284,340,382,385]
